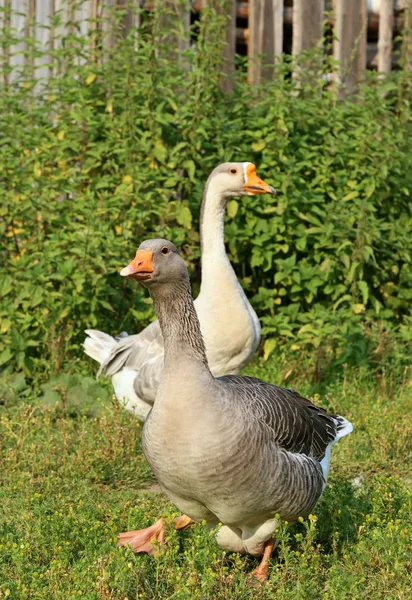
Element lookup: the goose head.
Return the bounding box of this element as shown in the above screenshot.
[205,162,276,198]
[120,239,187,289]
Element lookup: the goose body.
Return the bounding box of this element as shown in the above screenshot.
[117,239,353,579]
[84,163,273,421]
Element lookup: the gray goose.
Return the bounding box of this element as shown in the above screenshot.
[117,239,353,582]
[84,163,275,421]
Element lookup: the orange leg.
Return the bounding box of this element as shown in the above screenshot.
[117,518,167,555]
[252,538,275,582]
[173,514,194,530]
[117,515,194,555]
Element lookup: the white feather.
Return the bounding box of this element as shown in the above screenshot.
[83,329,116,367]
[112,368,151,420]
[320,416,353,486]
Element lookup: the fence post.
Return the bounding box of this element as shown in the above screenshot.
[333,0,367,93]
[205,0,236,92]
[24,0,36,78]
[377,0,394,73]
[292,0,324,82]
[153,0,191,66]
[292,0,323,55]
[1,0,11,89]
[403,0,412,72]
[249,0,283,85]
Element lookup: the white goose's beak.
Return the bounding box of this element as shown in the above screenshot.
[244,163,276,195]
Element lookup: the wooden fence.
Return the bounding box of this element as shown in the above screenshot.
[1,0,411,91]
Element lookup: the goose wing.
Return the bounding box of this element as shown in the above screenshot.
[219,375,350,461]
[100,320,164,377]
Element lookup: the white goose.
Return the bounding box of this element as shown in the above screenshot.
[117,239,353,581]
[84,163,275,420]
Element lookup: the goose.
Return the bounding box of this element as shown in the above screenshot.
[84,162,275,421]
[116,239,353,582]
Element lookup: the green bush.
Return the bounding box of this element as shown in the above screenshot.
[0,2,411,378]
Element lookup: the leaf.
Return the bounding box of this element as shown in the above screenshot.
[0,275,12,297]
[352,303,365,314]
[358,280,369,305]
[333,294,352,310]
[85,73,96,85]
[263,338,276,361]
[297,324,316,335]
[0,319,11,334]
[364,180,376,199]
[361,245,375,262]
[226,200,238,219]
[153,141,167,164]
[251,141,266,152]
[31,287,44,307]
[342,191,359,201]
[175,204,192,229]
[0,348,12,367]
[340,254,350,270]
[184,160,196,181]
[348,260,359,283]
[320,258,331,272]
[99,299,114,311]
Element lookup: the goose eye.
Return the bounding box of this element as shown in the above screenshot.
[160,246,170,255]
[229,168,238,175]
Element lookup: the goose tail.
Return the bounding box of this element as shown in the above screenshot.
[320,415,353,485]
[333,415,353,442]
[83,329,122,377]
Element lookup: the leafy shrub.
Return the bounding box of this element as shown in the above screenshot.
[0,2,411,378]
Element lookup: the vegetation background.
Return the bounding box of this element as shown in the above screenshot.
[0,2,411,599]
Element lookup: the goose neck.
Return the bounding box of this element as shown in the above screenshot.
[152,279,209,372]
[200,180,227,257]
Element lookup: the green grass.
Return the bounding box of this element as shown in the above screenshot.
[0,358,411,600]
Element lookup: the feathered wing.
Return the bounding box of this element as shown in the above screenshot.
[101,320,164,377]
[218,375,352,462]
[84,320,163,375]
[84,320,165,409]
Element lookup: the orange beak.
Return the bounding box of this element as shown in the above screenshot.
[244,163,276,195]
[120,249,154,280]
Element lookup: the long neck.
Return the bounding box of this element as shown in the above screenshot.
[199,179,237,292]
[152,279,210,372]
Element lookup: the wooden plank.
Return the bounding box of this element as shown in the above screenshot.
[114,0,140,38]
[248,0,283,85]
[377,0,393,73]
[1,0,11,88]
[24,0,36,79]
[48,0,56,79]
[223,0,236,92]
[333,0,367,93]
[273,0,284,56]
[292,0,323,55]
[156,0,191,62]
[35,0,53,85]
[402,0,412,72]
[208,0,236,92]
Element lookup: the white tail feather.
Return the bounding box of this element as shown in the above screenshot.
[334,416,353,441]
[83,329,116,367]
[320,416,353,486]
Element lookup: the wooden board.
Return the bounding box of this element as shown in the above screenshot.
[377,0,394,72]
[292,0,324,55]
[248,0,284,84]
[333,0,368,92]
